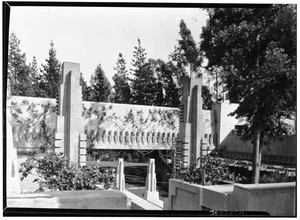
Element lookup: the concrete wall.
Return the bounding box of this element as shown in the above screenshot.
[212,102,241,150]
[11,96,216,152]
[167,179,296,216]
[10,96,295,163]
[233,182,296,216]
[7,189,164,210]
[7,190,131,209]
[212,102,296,164]
[224,132,296,164]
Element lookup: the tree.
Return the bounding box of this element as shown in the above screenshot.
[7,32,33,96]
[40,41,61,98]
[170,19,203,84]
[200,5,296,183]
[80,73,92,101]
[112,53,131,103]
[170,20,213,109]
[130,39,158,105]
[89,64,112,102]
[150,60,181,107]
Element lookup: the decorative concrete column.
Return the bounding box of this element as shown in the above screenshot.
[175,77,204,169]
[55,62,86,166]
[6,81,21,195]
[144,159,160,204]
[116,158,125,190]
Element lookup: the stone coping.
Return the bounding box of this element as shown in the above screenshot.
[202,184,234,194]
[121,190,163,210]
[234,182,296,190]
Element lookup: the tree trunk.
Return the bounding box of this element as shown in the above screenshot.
[252,129,262,183]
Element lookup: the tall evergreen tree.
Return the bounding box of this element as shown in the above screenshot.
[80,73,91,101]
[7,32,33,96]
[28,56,43,97]
[169,20,213,108]
[160,62,181,107]
[89,64,112,102]
[170,19,203,85]
[201,5,296,183]
[40,41,61,98]
[112,53,131,103]
[130,39,158,105]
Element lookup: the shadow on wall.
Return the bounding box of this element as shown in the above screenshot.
[219,130,296,165]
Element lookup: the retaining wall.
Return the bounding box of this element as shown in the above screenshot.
[167,179,296,216]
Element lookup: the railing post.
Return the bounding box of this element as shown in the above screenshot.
[116,158,125,190]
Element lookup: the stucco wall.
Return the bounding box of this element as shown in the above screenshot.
[167,179,296,216]
[10,96,217,151]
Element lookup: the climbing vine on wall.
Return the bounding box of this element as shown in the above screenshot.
[11,98,56,152]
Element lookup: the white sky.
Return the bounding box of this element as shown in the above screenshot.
[9,6,208,85]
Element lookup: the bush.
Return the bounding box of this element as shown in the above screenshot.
[176,155,296,185]
[19,152,116,191]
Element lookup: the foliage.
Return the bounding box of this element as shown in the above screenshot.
[177,155,247,185]
[11,99,56,152]
[19,152,116,191]
[130,39,158,105]
[89,63,112,102]
[200,5,296,183]
[40,41,62,98]
[148,59,181,107]
[112,53,131,104]
[7,33,35,96]
[169,20,213,109]
[177,155,296,185]
[170,20,203,82]
[87,149,149,163]
[80,73,92,101]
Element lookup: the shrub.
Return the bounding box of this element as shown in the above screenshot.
[19,152,116,191]
[176,155,296,185]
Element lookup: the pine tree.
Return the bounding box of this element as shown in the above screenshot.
[7,32,33,96]
[28,56,43,97]
[40,41,61,98]
[89,64,112,102]
[80,73,91,101]
[130,39,157,105]
[170,19,202,84]
[112,53,131,103]
[160,62,181,107]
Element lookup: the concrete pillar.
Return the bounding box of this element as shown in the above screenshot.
[175,77,204,168]
[6,81,21,195]
[55,62,86,166]
[116,158,125,190]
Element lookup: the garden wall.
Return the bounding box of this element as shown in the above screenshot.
[213,102,296,164]
[10,96,295,163]
[7,190,131,209]
[167,179,295,216]
[10,96,215,152]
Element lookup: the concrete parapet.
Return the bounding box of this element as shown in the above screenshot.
[122,190,163,210]
[232,182,296,216]
[7,190,131,209]
[167,179,296,216]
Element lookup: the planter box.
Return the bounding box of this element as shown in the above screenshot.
[232,182,296,216]
[167,179,234,210]
[167,179,296,216]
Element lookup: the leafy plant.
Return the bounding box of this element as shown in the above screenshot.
[176,155,295,185]
[19,152,116,191]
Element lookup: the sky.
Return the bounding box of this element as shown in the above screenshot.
[9,6,209,85]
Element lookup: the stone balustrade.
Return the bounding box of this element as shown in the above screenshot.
[90,130,178,150]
